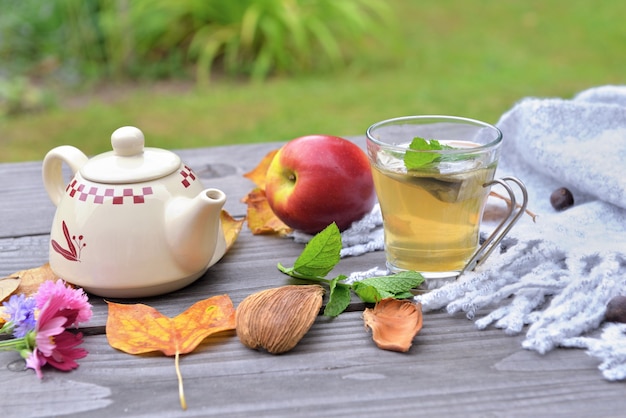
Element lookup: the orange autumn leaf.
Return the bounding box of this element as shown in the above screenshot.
[244,188,292,236]
[106,295,236,410]
[220,210,245,251]
[243,149,278,189]
[106,294,236,356]
[242,148,293,236]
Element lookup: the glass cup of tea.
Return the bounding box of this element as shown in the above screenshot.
[366,115,527,290]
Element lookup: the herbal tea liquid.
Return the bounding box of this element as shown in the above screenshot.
[372,144,496,273]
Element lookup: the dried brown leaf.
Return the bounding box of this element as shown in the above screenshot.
[220,209,245,251]
[243,188,292,236]
[363,298,423,352]
[0,276,21,303]
[10,263,59,297]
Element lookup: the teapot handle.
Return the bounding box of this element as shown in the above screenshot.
[42,146,89,207]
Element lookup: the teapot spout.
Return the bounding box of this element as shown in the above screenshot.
[166,188,227,274]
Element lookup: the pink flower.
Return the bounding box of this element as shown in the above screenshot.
[35,280,92,325]
[24,280,92,378]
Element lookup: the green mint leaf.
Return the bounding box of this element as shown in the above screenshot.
[394,291,415,299]
[277,262,295,276]
[277,225,425,316]
[277,223,342,279]
[352,281,389,303]
[324,275,352,317]
[276,262,326,283]
[359,270,425,294]
[404,136,454,170]
[352,271,425,303]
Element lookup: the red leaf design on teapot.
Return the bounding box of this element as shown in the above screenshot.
[51,221,86,262]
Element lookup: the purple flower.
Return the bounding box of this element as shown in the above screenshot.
[2,294,36,338]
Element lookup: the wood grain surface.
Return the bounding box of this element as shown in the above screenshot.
[0,139,622,418]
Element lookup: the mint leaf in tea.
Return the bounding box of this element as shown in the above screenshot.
[403,136,454,170]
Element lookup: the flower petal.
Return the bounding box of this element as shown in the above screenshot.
[45,331,87,371]
[25,350,46,379]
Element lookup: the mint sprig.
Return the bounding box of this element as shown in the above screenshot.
[277,222,341,279]
[277,223,425,317]
[403,136,451,170]
[352,271,422,303]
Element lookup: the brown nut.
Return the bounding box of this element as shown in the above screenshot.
[550,187,574,211]
[236,285,324,354]
[606,295,626,323]
[363,298,423,352]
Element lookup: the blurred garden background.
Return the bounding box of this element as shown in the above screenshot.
[1,0,625,162]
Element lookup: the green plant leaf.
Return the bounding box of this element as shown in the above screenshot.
[353,271,424,303]
[358,270,425,294]
[278,223,341,279]
[307,18,342,67]
[403,136,451,170]
[277,225,424,315]
[324,275,351,317]
[352,281,387,303]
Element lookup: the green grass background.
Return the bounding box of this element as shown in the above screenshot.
[2,0,625,162]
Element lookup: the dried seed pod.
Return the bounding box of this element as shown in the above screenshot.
[550,187,574,211]
[236,285,324,354]
[363,298,423,352]
[605,295,626,323]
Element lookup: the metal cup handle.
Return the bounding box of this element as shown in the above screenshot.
[460,176,528,275]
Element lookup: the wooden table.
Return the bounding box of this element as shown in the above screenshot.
[1,139,623,418]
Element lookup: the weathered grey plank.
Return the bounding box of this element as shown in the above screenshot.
[0,311,616,417]
[0,160,56,239]
[0,235,50,277]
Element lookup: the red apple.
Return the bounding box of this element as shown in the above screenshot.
[265,134,376,234]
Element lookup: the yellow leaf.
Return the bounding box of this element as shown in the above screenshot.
[243,149,278,189]
[106,294,236,356]
[243,188,292,236]
[242,148,295,236]
[106,295,236,410]
[220,210,245,251]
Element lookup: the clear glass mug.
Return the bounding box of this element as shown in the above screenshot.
[366,115,527,289]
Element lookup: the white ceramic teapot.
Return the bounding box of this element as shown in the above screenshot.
[42,126,228,298]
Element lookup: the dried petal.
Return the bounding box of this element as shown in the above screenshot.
[363,298,423,352]
[236,285,324,354]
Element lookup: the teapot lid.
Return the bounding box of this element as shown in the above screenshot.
[81,126,181,184]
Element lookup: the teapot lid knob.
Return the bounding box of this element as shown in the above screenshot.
[111,126,145,156]
[80,126,181,184]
